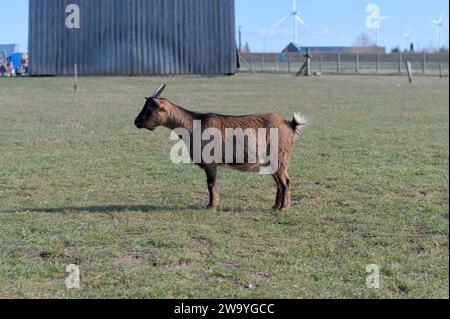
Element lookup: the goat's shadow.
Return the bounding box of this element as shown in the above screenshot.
[10,204,205,214]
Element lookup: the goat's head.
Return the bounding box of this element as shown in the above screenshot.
[134,84,168,131]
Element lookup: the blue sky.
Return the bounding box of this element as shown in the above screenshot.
[0,0,448,53]
[236,0,449,52]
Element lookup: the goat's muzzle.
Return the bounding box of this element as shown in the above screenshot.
[135,119,144,129]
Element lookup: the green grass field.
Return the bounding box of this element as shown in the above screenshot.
[0,74,448,299]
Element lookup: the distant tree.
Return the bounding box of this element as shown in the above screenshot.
[242,42,252,54]
[391,46,400,53]
[354,33,372,47]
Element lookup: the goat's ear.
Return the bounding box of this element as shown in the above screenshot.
[153,99,169,111]
[153,84,167,99]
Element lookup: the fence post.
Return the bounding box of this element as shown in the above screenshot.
[74,64,78,92]
[356,53,360,73]
[288,53,291,73]
[376,54,380,73]
[405,60,413,83]
[398,52,402,74]
[275,55,278,72]
[262,54,265,72]
[439,64,443,78]
[319,55,323,73]
[422,51,426,74]
[306,48,311,76]
[337,53,341,73]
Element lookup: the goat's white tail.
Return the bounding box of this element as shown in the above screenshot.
[293,113,310,135]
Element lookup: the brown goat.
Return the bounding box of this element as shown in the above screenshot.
[135,85,309,211]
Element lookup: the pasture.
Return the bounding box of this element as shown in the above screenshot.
[0,74,448,298]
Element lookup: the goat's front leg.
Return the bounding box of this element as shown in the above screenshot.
[205,166,220,209]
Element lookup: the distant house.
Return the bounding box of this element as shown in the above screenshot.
[282,43,301,53]
[300,46,350,53]
[281,45,386,54]
[348,46,386,54]
[299,46,386,54]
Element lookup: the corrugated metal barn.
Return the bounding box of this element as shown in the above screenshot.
[29,0,236,75]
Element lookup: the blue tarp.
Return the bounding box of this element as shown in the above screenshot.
[8,52,22,71]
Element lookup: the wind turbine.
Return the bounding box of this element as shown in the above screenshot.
[274,0,308,46]
[431,12,445,50]
[403,29,411,50]
[366,2,390,46]
[403,30,410,41]
[403,29,414,53]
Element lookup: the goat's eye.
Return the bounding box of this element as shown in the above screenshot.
[145,108,152,119]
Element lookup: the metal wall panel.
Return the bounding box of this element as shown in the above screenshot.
[29,0,236,75]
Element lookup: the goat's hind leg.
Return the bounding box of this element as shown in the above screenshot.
[205,166,220,209]
[284,174,292,210]
[274,171,292,211]
[280,173,292,210]
[272,174,283,211]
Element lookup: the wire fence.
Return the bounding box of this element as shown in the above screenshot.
[238,52,450,76]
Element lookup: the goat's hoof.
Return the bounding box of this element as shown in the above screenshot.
[207,205,218,210]
[272,205,282,211]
